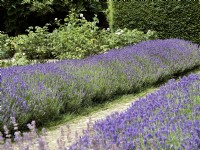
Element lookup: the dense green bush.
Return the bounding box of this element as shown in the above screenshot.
[108,0,200,44]
[12,25,54,60]
[50,12,157,59]
[0,60,12,68]
[0,54,30,67]
[11,52,30,66]
[0,32,15,59]
[0,11,157,63]
[50,12,103,59]
[102,29,157,50]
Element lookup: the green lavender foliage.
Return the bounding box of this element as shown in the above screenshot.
[1,39,200,131]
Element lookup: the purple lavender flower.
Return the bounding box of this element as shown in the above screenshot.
[69,73,200,149]
[0,38,200,135]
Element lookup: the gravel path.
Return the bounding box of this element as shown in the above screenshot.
[0,88,157,150]
[42,88,158,150]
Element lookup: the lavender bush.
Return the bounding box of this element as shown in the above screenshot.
[0,71,200,149]
[69,73,200,150]
[0,39,200,132]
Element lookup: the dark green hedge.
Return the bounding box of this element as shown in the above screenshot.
[109,0,200,44]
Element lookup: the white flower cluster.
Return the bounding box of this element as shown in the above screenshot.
[115,29,124,35]
[80,14,85,20]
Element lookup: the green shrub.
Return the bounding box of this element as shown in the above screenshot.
[0,32,15,59]
[108,0,200,44]
[0,53,30,68]
[101,28,157,50]
[11,52,30,66]
[7,10,157,61]
[12,13,157,60]
[50,11,103,59]
[51,11,157,59]
[12,25,53,60]
[0,60,12,68]
[11,11,103,60]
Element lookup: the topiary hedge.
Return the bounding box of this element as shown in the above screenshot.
[108,0,200,44]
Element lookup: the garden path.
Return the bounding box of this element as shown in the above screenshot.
[0,88,157,150]
[41,88,158,150]
[33,69,200,150]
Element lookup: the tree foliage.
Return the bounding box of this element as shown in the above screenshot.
[0,0,107,35]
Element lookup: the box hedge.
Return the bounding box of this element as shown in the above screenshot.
[108,0,200,44]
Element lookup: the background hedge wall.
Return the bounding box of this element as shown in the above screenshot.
[108,0,200,44]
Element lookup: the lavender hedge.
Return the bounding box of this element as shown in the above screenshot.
[69,73,200,150]
[0,39,200,131]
